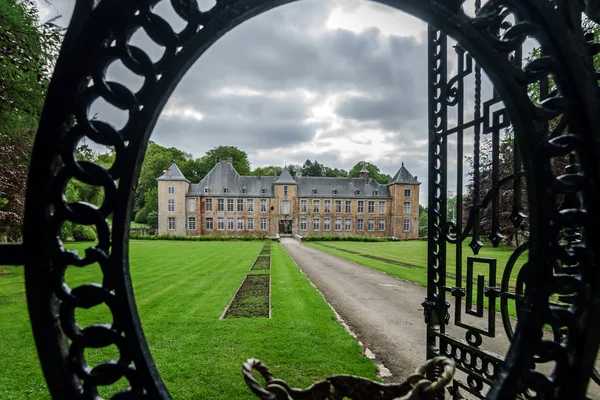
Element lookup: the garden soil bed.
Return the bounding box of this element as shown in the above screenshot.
[223,274,270,318]
[251,255,271,270]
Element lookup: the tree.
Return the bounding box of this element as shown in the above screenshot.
[300,159,324,177]
[323,166,348,178]
[348,162,392,184]
[419,205,428,237]
[195,146,251,178]
[253,165,283,177]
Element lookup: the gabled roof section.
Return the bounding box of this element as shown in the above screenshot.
[157,162,190,183]
[275,167,297,184]
[189,161,276,196]
[389,163,420,185]
[296,177,390,198]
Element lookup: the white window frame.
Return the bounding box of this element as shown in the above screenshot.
[283,186,288,197]
[345,218,352,231]
[324,200,331,213]
[368,200,375,214]
[368,219,375,232]
[403,218,411,232]
[345,200,352,213]
[247,218,254,230]
[227,217,234,231]
[281,200,290,215]
[312,188,318,195]
[379,201,386,214]
[204,187,210,194]
[247,199,254,212]
[260,217,267,231]
[223,187,229,194]
[373,190,379,196]
[205,217,213,230]
[168,198,175,212]
[261,188,266,194]
[300,199,307,213]
[323,217,331,231]
[404,202,412,214]
[334,218,342,232]
[313,217,320,231]
[357,200,364,213]
[168,217,175,230]
[335,200,341,213]
[300,218,307,231]
[188,216,196,230]
[217,217,224,231]
[378,219,385,232]
[404,189,412,197]
[260,199,267,213]
[188,198,196,212]
[237,199,244,212]
[168,186,175,195]
[227,199,234,212]
[355,189,361,196]
[237,218,244,230]
[205,198,212,212]
[242,187,247,194]
[313,199,320,213]
[357,219,364,232]
[332,189,338,196]
[217,199,224,212]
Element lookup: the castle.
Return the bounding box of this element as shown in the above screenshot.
[157,157,420,238]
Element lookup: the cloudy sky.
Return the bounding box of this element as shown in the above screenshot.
[38,0,500,206]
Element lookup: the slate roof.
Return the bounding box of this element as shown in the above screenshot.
[189,161,276,197]
[296,177,390,198]
[275,168,297,184]
[389,163,420,185]
[157,162,190,183]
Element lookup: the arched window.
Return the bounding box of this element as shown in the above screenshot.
[261,188,266,194]
[312,188,318,195]
[355,189,361,196]
[332,189,338,196]
[373,190,379,196]
[242,187,247,194]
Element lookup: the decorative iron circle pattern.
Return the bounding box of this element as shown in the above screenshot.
[21,0,600,399]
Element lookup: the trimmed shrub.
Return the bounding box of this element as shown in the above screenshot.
[134,208,149,224]
[129,233,269,241]
[72,225,97,241]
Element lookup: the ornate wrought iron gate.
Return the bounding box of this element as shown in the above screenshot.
[0,0,599,399]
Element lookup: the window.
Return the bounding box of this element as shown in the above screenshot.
[373,190,379,196]
[204,187,210,194]
[217,199,224,212]
[168,198,175,212]
[324,200,331,213]
[217,217,224,231]
[379,201,386,214]
[357,219,364,231]
[334,218,342,231]
[205,198,213,212]
[345,219,352,231]
[237,218,244,230]
[261,188,266,194]
[355,189,361,196]
[260,218,267,231]
[300,218,307,231]
[404,189,412,197]
[404,202,412,214]
[205,217,213,230]
[313,217,320,231]
[335,200,341,213]
[312,188,318,195]
[368,219,375,231]
[313,199,320,213]
[260,199,267,212]
[332,189,338,196]
[281,200,290,214]
[247,199,254,212]
[227,217,234,230]
[168,186,175,194]
[345,200,352,213]
[242,187,247,194]
[300,199,308,213]
[188,198,196,212]
[247,218,254,230]
[323,218,331,231]
[357,200,364,213]
[168,217,175,230]
[227,199,234,212]
[403,219,411,232]
[368,200,375,214]
[223,187,229,194]
[188,217,196,230]
[237,199,244,212]
[378,219,385,232]
[284,186,288,197]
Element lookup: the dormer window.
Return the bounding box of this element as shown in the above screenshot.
[242,187,247,194]
[373,190,379,196]
[332,189,338,196]
[261,188,266,194]
[204,187,210,194]
[355,189,361,196]
[312,188,318,195]
[223,187,229,194]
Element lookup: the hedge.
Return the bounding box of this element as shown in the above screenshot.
[72,225,97,241]
[301,235,389,242]
[129,233,269,241]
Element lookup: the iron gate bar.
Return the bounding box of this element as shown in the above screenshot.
[0,0,596,399]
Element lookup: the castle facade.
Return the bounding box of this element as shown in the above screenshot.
[157,157,420,238]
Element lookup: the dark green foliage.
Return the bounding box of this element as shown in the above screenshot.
[72,225,97,241]
[348,162,392,184]
[252,165,282,177]
[146,211,158,229]
[251,255,270,270]
[134,208,149,224]
[301,235,389,242]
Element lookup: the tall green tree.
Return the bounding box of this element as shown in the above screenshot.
[195,146,251,177]
[252,165,283,177]
[300,159,324,177]
[348,162,392,184]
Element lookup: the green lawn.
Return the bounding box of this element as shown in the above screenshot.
[0,241,377,399]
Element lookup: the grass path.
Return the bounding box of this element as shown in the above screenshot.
[0,241,376,399]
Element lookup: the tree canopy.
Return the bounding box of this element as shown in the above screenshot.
[348,162,392,184]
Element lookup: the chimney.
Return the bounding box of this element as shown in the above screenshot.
[215,156,221,164]
[167,167,171,177]
[414,176,418,182]
[227,156,233,164]
[293,172,297,181]
[360,164,369,183]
